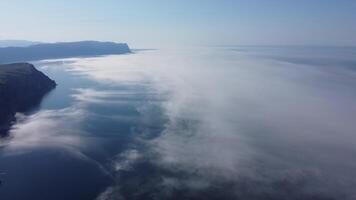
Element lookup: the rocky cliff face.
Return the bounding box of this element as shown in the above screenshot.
[0,63,56,134]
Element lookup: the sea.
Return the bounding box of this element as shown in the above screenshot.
[1,46,356,200]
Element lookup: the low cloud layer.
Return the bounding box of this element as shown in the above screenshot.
[50,48,356,200]
[3,47,356,200]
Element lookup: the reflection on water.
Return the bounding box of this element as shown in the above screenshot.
[1,47,356,200]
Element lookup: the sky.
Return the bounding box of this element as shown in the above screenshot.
[0,0,356,48]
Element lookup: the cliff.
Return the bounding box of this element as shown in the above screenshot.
[0,63,56,134]
[0,41,131,63]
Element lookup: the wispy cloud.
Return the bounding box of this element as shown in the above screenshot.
[0,107,88,155]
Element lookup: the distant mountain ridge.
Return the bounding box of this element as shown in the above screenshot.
[0,41,131,63]
[0,40,42,47]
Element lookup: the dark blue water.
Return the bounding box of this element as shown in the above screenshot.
[1,47,356,200]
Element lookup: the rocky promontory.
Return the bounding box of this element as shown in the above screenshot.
[0,41,131,63]
[0,63,56,134]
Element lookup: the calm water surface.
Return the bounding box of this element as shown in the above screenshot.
[1,47,356,200]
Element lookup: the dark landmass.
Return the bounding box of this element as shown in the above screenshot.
[0,40,42,48]
[0,41,131,64]
[0,63,56,135]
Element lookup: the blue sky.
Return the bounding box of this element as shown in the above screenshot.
[0,0,355,47]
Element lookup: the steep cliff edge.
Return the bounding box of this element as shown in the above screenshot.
[0,63,56,134]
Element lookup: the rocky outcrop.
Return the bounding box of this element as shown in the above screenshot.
[0,63,56,134]
[0,41,131,63]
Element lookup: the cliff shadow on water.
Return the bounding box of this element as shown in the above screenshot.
[0,63,56,136]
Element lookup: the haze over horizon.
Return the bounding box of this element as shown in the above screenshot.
[2,1,356,200]
[1,0,356,48]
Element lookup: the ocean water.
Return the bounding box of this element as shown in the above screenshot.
[1,47,356,200]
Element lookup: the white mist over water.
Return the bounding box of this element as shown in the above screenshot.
[66,48,356,199]
[2,47,356,199]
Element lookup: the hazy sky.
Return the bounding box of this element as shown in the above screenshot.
[0,0,355,47]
